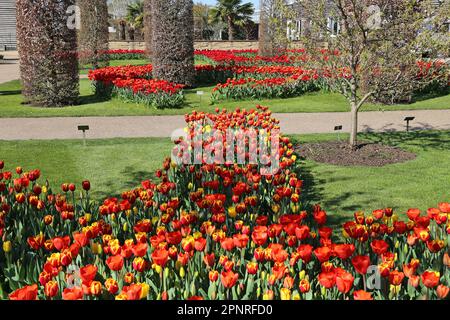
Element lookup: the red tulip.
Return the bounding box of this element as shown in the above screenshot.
[299,279,310,293]
[314,246,332,263]
[9,284,38,300]
[44,281,58,298]
[297,244,314,263]
[80,265,97,285]
[407,208,421,220]
[318,271,336,289]
[336,269,354,294]
[105,278,119,294]
[333,244,355,260]
[132,242,148,257]
[82,180,91,191]
[370,239,389,255]
[151,248,169,267]
[351,255,371,275]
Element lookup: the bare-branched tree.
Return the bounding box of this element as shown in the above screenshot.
[259,0,294,56]
[297,0,449,148]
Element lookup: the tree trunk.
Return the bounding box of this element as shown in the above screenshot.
[16,0,79,107]
[349,102,358,148]
[144,0,153,57]
[152,0,195,87]
[228,16,234,41]
[78,0,109,69]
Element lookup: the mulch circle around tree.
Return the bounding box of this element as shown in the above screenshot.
[296,140,417,167]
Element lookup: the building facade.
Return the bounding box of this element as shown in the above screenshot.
[0,0,17,50]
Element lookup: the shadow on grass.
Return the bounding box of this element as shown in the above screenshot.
[0,90,22,96]
[293,130,450,231]
[77,94,110,106]
[360,130,450,151]
[92,166,159,200]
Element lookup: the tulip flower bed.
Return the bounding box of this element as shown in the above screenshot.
[88,65,185,109]
[0,107,449,301]
[211,76,323,103]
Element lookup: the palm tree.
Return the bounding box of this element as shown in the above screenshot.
[126,1,145,30]
[211,0,255,41]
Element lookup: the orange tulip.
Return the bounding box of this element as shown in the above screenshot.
[436,284,449,299]
[353,290,373,300]
[122,284,142,300]
[209,270,219,282]
[389,270,405,286]
[438,202,450,213]
[106,254,124,271]
[409,275,420,288]
[62,287,83,300]
[221,270,239,288]
[421,271,440,288]
[9,284,38,300]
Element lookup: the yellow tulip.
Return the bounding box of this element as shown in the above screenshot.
[2,241,12,253]
[139,283,150,299]
[280,288,291,300]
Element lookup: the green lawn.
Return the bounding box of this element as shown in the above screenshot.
[0,131,448,224]
[1,79,449,118]
[291,131,450,227]
[0,138,173,200]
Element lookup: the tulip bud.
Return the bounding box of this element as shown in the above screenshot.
[321,286,326,296]
[139,283,150,299]
[299,270,306,280]
[123,222,128,232]
[2,241,12,253]
[164,267,170,278]
[91,242,102,255]
[180,267,186,278]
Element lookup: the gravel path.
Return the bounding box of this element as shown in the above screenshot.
[0,110,449,141]
[0,51,19,84]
